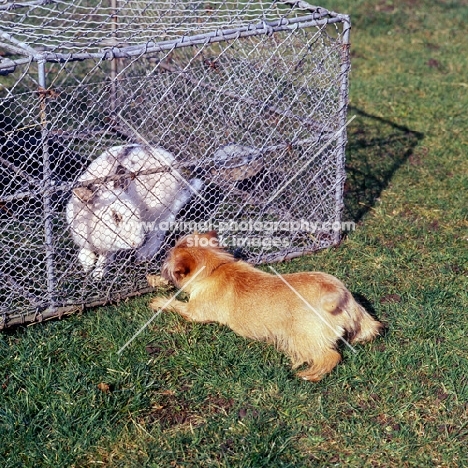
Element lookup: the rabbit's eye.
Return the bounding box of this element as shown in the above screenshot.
[114,164,131,190]
[112,211,123,225]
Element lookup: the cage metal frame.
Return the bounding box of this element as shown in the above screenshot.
[0,0,351,328]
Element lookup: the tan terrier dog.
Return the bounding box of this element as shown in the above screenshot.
[149,231,382,381]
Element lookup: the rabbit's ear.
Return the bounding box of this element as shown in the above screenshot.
[114,164,132,191]
[73,186,95,203]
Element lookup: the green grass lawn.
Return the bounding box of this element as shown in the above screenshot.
[1,1,468,466]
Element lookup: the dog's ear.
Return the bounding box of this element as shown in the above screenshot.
[197,230,219,247]
[205,230,218,241]
[172,252,196,283]
[175,235,191,248]
[175,231,219,249]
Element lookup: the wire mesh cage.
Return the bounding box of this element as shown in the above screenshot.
[0,0,351,328]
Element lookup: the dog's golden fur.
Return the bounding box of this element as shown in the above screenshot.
[149,231,382,381]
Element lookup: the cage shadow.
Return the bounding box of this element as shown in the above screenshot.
[343,106,424,224]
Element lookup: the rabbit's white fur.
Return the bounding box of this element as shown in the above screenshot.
[66,144,202,279]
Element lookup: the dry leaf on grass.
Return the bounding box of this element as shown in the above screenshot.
[147,275,170,288]
[97,382,111,393]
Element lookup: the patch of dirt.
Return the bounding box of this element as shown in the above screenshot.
[375,2,395,12]
[146,395,200,429]
[145,345,175,357]
[237,405,259,419]
[350,50,366,59]
[427,58,441,69]
[379,294,401,304]
[144,392,235,430]
[208,395,235,415]
[408,146,428,166]
[220,438,235,454]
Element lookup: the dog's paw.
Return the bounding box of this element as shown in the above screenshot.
[150,296,174,312]
[296,369,325,382]
[296,349,341,382]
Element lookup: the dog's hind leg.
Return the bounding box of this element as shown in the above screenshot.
[296,348,342,382]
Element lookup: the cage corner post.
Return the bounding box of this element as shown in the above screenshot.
[333,14,351,245]
[37,58,57,318]
[110,0,119,113]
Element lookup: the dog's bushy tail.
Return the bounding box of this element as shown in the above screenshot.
[346,299,383,344]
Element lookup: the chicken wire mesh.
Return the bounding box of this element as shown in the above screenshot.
[0,0,351,328]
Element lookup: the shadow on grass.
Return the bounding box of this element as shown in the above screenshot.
[353,292,390,336]
[344,106,424,223]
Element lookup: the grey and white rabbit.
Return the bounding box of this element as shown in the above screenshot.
[66,144,203,279]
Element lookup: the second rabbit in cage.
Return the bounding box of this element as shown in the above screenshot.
[66,144,203,279]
